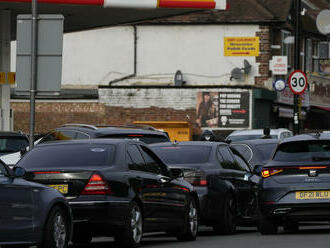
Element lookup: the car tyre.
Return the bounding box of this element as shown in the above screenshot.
[39,206,70,248]
[258,213,278,235]
[114,201,143,248]
[176,198,199,241]
[213,194,237,235]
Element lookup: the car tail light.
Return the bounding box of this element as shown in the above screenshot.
[184,171,207,187]
[261,168,283,178]
[81,174,112,195]
[299,166,327,170]
[34,171,61,174]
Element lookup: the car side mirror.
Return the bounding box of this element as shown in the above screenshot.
[169,168,184,179]
[253,165,263,175]
[13,167,26,178]
[20,148,28,157]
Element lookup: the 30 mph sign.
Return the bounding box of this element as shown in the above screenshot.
[288,70,308,95]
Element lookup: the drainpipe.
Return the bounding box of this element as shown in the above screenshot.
[109,25,137,85]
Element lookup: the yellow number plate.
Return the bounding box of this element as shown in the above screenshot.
[48,184,68,194]
[296,191,330,200]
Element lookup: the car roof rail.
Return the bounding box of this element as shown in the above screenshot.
[61,124,98,130]
[95,124,158,131]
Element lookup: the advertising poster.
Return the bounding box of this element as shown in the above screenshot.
[196,89,250,129]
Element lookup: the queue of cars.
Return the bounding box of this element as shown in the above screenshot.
[2,125,330,247]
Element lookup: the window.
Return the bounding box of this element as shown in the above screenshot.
[127,145,146,172]
[76,132,90,139]
[140,146,162,175]
[18,144,115,168]
[230,144,252,162]
[281,30,293,70]
[40,130,76,143]
[151,145,211,165]
[0,136,28,153]
[233,154,250,172]
[218,145,242,170]
[273,140,330,162]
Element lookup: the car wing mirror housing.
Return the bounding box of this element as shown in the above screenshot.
[20,148,28,157]
[13,166,26,178]
[169,168,184,179]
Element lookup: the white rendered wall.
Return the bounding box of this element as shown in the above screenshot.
[134,25,260,86]
[11,24,260,87]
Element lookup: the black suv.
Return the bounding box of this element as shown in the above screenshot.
[38,124,170,144]
[0,131,29,156]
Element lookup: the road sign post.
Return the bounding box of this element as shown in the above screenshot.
[293,0,301,135]
[288,70,308,134]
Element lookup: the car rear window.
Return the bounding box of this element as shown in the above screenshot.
[254,143,278,162]
[273,140,330,162]
[227,135,277,142]
[151,146,211,164]
[18,144,115,168]
[100,134,169,144]
[0,136,28,153]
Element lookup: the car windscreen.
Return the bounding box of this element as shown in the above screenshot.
[227,135,277,142]
[273,140,330,162]
[0,137,28,153]
[151,146,211,164]
[254,143,277,162]
[18,144,115,168]
[100,134,169,144]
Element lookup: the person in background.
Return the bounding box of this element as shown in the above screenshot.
[201,129,216,141]
[262,127,272,139]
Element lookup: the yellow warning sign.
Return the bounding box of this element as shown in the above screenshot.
[0,72,16,85]
[0,72,5,84]
[224,37,259,56]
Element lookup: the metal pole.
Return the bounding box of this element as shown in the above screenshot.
[29,0,38,148]
[293,0,301,135]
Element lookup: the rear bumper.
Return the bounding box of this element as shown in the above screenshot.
[69,198,130,234]
[261,202,330,221]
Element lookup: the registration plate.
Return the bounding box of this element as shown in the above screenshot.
[296,191,330,200]
[48,184,68,194]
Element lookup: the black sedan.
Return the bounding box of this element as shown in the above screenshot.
[150,141,260,234]
[16,139,199,247]
[230,139,279,170]
[0,160,72,248]
[258,133,330,234]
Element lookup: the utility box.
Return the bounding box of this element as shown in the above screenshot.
[16,14,64,95]
[134,121,192,141]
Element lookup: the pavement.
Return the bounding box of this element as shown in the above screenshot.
[69,225,330,248]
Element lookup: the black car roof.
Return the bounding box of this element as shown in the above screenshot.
[0,131,28,138]
[149,141,226,147]
[231,139,279,146]
[35,138,141,147]
[56,125,168,137]
[279,133,330,144]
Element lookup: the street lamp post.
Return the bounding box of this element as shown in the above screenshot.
[29,0,38,148]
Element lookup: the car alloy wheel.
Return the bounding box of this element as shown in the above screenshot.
[53,212,67,248]
[188,202,198,236]
[177,198,199,241]
[131,204,143,244]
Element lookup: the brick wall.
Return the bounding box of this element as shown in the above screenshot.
[255,25,271,87]
[11,100,199,135]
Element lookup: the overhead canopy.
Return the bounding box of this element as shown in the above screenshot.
[0,1,195,39]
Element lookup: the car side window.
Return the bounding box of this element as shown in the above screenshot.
[218,145,242,170]
[231,144,252,162]
[140,146,163,175]
[127,144,146,172]
[39,130,77,143]
[233,154,251,172]
[76,132,90,140]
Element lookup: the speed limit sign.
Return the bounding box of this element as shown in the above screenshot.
[288,70,308,95]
